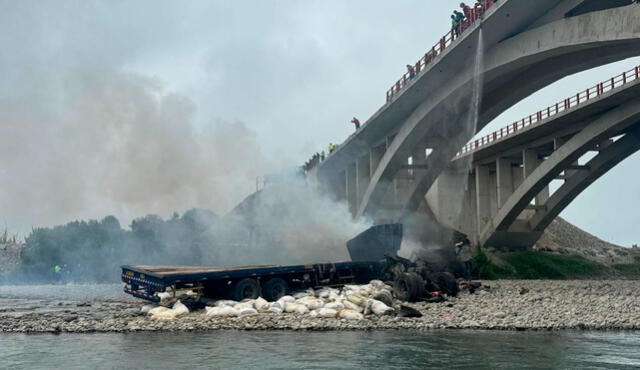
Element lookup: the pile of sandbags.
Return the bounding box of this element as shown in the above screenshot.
[203,280,396,321]
[147,300,190,320]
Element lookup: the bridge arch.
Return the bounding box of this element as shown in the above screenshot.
[479,100,640,248]
[356,4,640,221]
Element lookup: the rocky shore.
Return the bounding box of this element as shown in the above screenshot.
[2,280,640,333]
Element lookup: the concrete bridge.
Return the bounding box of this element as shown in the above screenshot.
[428,66,640,247]
[309,0,640,248]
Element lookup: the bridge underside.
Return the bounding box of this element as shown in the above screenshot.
[313,0,640,250]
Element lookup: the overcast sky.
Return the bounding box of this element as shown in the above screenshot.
[1,0,638,245]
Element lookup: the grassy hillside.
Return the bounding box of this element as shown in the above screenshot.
[472,249,640,280]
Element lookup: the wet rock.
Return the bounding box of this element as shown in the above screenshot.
[63,315,78,323]
[398,305,422,318]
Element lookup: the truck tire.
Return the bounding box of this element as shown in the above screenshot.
[231,278,261,301]
[262,278,289,302]
[393,272,424,302]
[429,272,459,297]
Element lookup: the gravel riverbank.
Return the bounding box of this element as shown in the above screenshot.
[2,280,640,333]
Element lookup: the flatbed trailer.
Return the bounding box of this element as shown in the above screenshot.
[121,260,391,303]
[121,224,406,303]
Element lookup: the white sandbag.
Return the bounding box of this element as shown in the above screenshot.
[314,308,338,318]
[293,291,310,299]
[369,280,385,288]
[205,306,239,317]
[172,301,189,315]
[297,296,324,310]
[328,291,341,301]
[214,300,238,307]
[309,309,319,318]
[324,302,344,311]
[366,299,395,316]
[238,307,259,318]
[157,292,172,301]
[284,302,303,313]
[277,295,296,306]
[315,288,338,299]
[234,300,255,310]
[358,284,374,297]
[294,305,309,314]
[151,309,180,320]
[338,309,364,320]
[147,306,170,316]
[343,300,364,313]
[372,289,394,307]
[254,297,269,311]
[140,304,156,314]
[346,294,367,307]
[268,306,283,314]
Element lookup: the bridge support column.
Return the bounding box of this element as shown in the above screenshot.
[523,149,549,205]
[346,163,357,217]
[475,165,491,231]
[370,143,386,178]
[496,157,513,207]
[356,154,370,205]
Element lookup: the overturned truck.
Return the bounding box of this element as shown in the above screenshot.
[121,224,460,304]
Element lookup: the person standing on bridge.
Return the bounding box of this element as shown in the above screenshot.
[451,15,459,37]
[460,2,472,20]
[453,9,465,34]
[406,64,416,80]
[328,143,335,154]
[351,117,361,130]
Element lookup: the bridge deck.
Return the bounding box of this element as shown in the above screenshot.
[456,65,640,164]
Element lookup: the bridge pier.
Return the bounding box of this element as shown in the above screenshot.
[523,149,550,206]
[356,154,370,207]
[346,164,357,217]
[496,157,513,207]
[475,165,493,230]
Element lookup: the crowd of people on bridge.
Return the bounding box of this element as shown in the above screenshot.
[451,1,496,40]
[302,142,339,174]
[302,2,499,175]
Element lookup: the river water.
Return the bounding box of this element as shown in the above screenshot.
[2,284,640,369]
[2,330,640,369]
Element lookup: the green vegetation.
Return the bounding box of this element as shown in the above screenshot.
[470,248,632,280]
[612,254,640,277]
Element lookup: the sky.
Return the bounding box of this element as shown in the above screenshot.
[0,0,638,245]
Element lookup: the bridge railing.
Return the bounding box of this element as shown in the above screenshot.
[385,1,496,104]
[457,65,640,156]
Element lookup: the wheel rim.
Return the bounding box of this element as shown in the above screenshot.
[242,285,256,299]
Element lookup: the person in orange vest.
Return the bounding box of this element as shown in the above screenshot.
[351,117,361,130]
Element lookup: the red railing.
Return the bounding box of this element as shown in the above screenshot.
[385,1,496,103]
[457,65,640,156]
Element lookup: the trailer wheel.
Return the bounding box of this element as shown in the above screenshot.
[231,278,261,301]
[393,272,424,302]
[429,272,459,297]
[262,278,289,302]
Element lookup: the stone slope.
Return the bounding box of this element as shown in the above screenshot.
[534,217,632,265]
